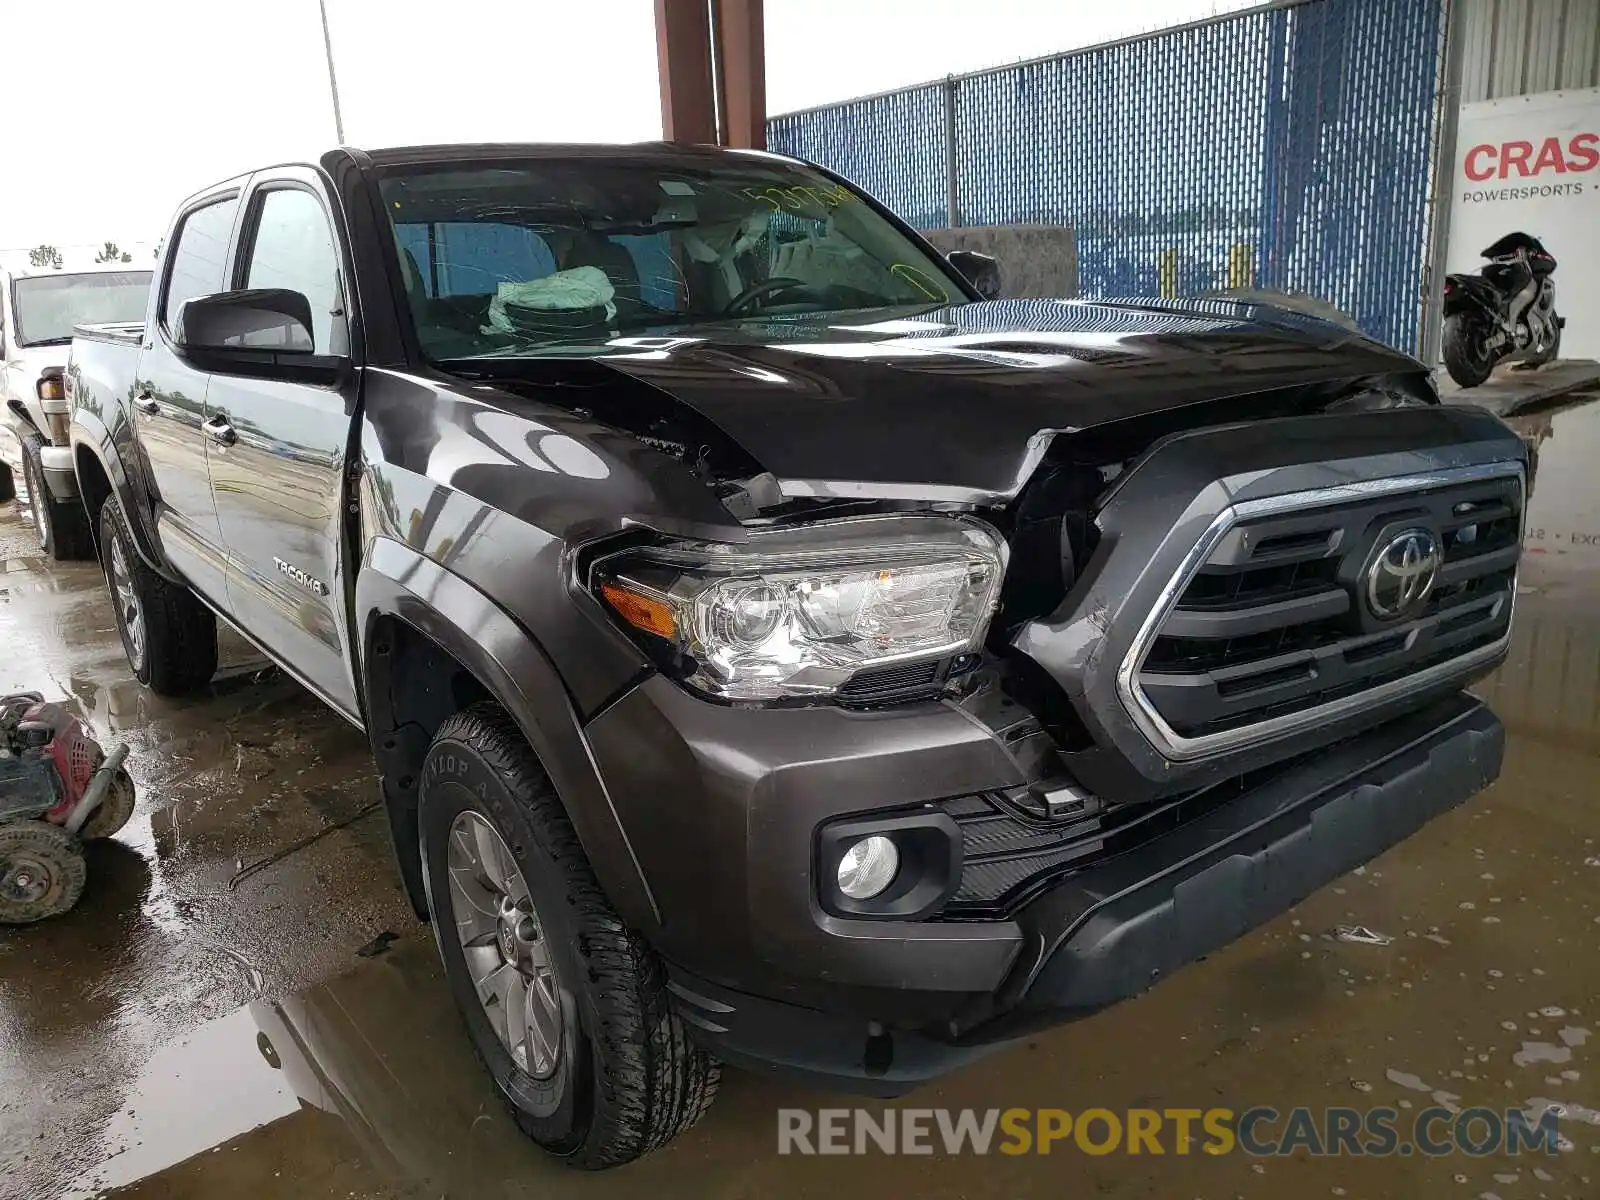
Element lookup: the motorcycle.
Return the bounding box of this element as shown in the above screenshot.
[1442,231,1564,388]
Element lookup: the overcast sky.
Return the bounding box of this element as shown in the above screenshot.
[0,0,1254,265]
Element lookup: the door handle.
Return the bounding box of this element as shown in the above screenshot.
[203,415,237,446]
[133,390,159,415]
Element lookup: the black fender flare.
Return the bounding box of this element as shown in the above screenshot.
[5,397,44,440]
[356,536,660,933]
[68,410,173,576]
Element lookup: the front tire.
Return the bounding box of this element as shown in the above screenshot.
[18,435,93,560]
[1442,314,1496,388]
[98,497,217,695]
[419,702,719,1169]
[1531,313,1562,366]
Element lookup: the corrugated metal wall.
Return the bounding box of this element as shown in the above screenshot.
[1458,0,1600,102]
[769,0,1451,354]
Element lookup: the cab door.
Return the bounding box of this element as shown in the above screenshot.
[206,171,361,718]
[132,190,243,606]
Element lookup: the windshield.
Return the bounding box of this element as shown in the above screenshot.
[377,157,964,361]
[11,271,152,346]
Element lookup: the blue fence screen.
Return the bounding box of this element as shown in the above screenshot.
[768,0,1448,354]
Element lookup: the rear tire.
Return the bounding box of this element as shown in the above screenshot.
[0,460,13,503]
[419,702,719,1169]
[98,497,217,696]
[79,769,137,841]
[0,822,87,924]
[18,434,93,561]
[1442,315,1496,388]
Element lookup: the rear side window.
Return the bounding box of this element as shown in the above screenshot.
[242,189,342,353]
[161,197,239,329]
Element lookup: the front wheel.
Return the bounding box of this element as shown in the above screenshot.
[98,497,218,695]
[18,435,93,560]
[1531,313,1562,366]
[419,702,719,1169]
[1442,314,1496,388]
[0,822,87,924]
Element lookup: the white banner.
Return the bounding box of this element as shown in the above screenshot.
[1449,87,1600,361]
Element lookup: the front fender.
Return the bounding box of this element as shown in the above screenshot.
[356,537,660,933]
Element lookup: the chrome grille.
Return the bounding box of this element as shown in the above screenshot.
[1121,465,1523,760]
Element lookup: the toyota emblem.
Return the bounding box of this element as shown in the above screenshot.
[1366,528,1441,620]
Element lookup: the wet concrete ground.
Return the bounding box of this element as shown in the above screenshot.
[3,399,1600,1199]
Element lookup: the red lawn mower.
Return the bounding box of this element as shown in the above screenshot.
[0,693,136,924]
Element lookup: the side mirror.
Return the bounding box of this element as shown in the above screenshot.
[173,289,344,384]
[946,250,1001,301]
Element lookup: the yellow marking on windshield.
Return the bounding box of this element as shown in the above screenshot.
[739,184,858,213]
[890,263,950,301]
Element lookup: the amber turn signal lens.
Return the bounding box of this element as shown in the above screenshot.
[601,582,676,639]
[36,377,64,402]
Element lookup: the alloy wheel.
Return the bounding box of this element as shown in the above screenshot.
[26,458,46,546]
[446,810,565,1079]
[109,533,145,670]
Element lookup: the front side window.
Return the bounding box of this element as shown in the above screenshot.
[377,158,964,360]
[243,189,342,353]
[10,271,152,346]
[162,196,239,330]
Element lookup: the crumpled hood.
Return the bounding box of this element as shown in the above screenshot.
[591,297,1419,501]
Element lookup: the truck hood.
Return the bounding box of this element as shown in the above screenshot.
[588,298,1418,502]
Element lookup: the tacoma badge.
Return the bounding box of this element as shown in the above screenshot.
[273,557,328,597]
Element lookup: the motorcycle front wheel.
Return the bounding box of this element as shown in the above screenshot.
[1531,314,1562,366]
[1443,314,1496,388]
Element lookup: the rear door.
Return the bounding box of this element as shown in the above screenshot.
[207,169,361,718]
[134,190,242,605]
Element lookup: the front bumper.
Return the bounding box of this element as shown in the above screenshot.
[630,693,1502,1093]
[38,444,79,501]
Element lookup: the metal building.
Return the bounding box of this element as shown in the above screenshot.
[1457,0,1600,101]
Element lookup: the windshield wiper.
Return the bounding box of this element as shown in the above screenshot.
[18,336,73,348]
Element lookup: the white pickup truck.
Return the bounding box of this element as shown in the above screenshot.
[1,264,151,557]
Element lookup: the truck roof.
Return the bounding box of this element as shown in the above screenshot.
[351,141,795,169]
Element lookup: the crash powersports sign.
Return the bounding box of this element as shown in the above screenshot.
[1448,86,1599,361]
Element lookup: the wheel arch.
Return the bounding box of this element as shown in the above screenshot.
[70,414,168,572]
[357,537,660,933]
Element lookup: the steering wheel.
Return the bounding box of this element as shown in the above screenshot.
[724,276,814,315]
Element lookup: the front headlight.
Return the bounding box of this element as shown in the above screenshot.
[592,514,1006,702]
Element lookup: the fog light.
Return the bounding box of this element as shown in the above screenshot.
[837,835,899,900]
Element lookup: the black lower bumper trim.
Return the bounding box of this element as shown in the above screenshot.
[968,693,1503,1038]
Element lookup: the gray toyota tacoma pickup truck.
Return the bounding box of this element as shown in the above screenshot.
[67,142,1523,1168]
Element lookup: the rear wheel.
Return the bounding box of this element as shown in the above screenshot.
[0,461,13,503]
[18,435,93,560]
[99,497,217,695]
[79,769,137,841]
[419,702,719,1169]
[0,822,87,924]
[1442,315,1496,388]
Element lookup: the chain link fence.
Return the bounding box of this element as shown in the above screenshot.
[769,0,1453,354]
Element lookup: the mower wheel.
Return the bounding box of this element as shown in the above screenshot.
[80,769,137,841]
[0,822,87,924]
